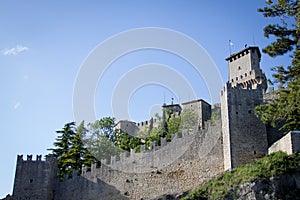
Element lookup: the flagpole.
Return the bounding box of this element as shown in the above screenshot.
[229,40,232,55]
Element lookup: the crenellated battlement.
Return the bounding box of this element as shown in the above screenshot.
[79,119,221,178]
[17,154,57,163]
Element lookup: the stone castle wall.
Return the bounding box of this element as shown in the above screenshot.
[58,119,223,200]
[13,120,224,200]
[268,131,300,155]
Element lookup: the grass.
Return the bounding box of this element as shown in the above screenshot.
[181,151,300,199]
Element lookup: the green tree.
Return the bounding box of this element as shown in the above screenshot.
[88,117,116,141]
[167,116,181,135]
[114,129,142,152]
[77,121,100,167]
[48,122,76,178]
[180,108,198,132]
[48,122,96,179]
[255,0,300,131]
[84,117,120,162]
[211,108,221,126]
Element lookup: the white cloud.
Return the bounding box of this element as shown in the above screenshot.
[2,45,29,56]
[13,102,21,110]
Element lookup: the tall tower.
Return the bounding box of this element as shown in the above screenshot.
[226,46,267,92]
[221,46,268,170]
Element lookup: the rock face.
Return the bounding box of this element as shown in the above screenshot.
[234,174,300,200]
[158,173,300,200]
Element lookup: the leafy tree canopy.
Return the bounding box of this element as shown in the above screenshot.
[255,0,300,131]
[84,117,120,162]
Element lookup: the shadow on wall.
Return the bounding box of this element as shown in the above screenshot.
[55,174,129,200]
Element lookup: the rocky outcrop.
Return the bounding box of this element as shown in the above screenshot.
[233,174,300,200]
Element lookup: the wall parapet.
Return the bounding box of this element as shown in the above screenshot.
[17,154,49,162]
[77,119,222,179]
[268,131,300,155]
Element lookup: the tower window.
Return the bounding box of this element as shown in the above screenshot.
[231,79,234,82]
[248,110,251,114]
[236,77,238,81]
[245,73,247,77]
[240,75,243,79]
[30,179,33,183]
[238,66,241,70]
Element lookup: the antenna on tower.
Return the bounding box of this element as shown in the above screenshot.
[163,92,166,105]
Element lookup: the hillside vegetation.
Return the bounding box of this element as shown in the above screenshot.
[181,151,300,199]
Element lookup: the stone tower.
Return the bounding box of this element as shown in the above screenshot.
[221,46,268,170]
[226,46,267,92]
[12,155,57,200]
[181,99,211,129]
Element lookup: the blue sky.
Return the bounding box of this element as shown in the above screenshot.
[0,1,291,197]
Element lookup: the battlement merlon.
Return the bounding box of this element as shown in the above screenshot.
[16,154,57,163]
[226,46,261,62]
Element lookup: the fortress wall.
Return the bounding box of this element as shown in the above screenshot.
[221,83,268,169]
[136,118,160,132]
[54,171,128,200]
[268,131,300,155]
[12,155,57,200]
[101,132,195,173]
[67,119,224,199]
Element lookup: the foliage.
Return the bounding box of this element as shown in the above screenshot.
[167,116,181,136]
[114,108,183,152]
[84,117,120,162]
[47,122,97,179]
[87,117,115,141]
[180,108,198,132]
[77,122,99,167]
[114,129,142,152]
[182,151,300,199]
[255,0,300,131]
[211,108,221,126]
